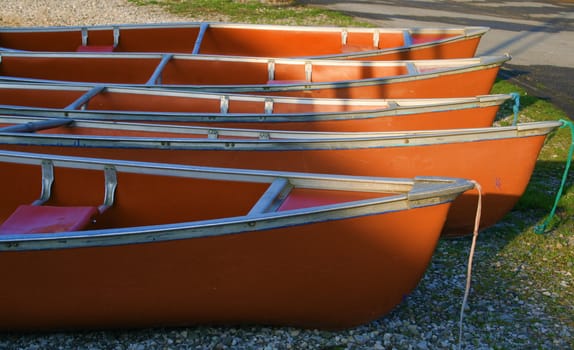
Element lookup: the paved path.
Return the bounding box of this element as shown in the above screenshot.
[301,0,574,117]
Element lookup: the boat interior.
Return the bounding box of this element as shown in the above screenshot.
[0,151,400,236]
[0,24,463,55]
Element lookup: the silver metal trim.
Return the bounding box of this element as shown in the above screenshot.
[373,30,380,48]
[31,159,54,206]
[99,165,117,213]
[248,177,292,215]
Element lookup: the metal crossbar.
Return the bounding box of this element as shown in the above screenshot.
[192,23,209,55]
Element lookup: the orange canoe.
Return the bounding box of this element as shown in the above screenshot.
[0,117,561,237]
[0,22,488,60]
[0,150,473,330]
[0,82,511,132]
[0,53,510,98]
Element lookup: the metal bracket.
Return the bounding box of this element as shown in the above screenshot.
[373,30,380,48]
[208,129,219,139]
[264,98,274,114]
[220,95,229,114]
[113,26,120,48]
[267,59,276,81]
[81,27,88,46]
[341,29,348,46]
[99,165,117,213]
[305,61,312,82]
[81,27,120,47]
[32,160,54,206]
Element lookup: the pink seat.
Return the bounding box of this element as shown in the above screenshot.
[76,45,115,52]
[0,205,99,235]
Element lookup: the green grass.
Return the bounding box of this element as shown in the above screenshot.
[492,80,574,219]
[128,0,371,26]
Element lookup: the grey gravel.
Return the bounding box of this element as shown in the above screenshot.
[0,1,573,349]
[0,0,206,27]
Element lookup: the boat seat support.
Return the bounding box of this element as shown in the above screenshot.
[77,26,120,52]
[341,29,348,46]
[267,60,312,84]
[220,95,229,114]
[99,165,117,213]
[0,162,117,235]
[248,178,292,215]
[264,98,274,114]
[32,160,55,206]
[267,59,276,81]
[305,61,312,82]
[342,29,380,49]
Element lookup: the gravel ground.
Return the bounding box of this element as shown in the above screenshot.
[0,0,198,27]
[0,1,572,349]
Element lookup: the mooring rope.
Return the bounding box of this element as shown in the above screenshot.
[510,92,520,125]
[535,118,574,234]
[458,180,483,350]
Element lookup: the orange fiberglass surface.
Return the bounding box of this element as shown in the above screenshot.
[0,53,510,98]
[0,150,474,330]
[0,82,511,132]
[0,23,487,60]
[0,118,561,237]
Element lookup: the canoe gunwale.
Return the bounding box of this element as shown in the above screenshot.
[0,93,511,123]
[0,22,488,34]
[0,150,472,251]
[0,23,489,59]
[0,81,509,106]
[0,120,561,148]
[0,53,510,92]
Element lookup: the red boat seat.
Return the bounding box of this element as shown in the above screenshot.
[76,45,115,52]
[0,204,100,235]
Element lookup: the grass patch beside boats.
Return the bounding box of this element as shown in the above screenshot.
[128,0,370,25]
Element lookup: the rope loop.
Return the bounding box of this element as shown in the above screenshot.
[535,119,574,234]
[458,180,483,350]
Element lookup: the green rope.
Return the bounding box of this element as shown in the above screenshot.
[510,92,520,125]
[535,119,574,234]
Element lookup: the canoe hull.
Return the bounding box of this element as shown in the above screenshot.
[0,23,487,59]
[0,129,549,237]
[0,54,508,99]
[0,153,471,330]
[0,203,449,330]
[0,83,509,132]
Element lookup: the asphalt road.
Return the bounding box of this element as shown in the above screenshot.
[300,0,574,118]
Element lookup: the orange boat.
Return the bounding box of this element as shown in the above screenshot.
[0,117,561,237]
[0,53,510,98]
[0,82,511,132]
[0,22,488,60]
[0,150,473,330]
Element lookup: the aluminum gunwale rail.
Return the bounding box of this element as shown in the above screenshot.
[0,52,510,92]
[0,119,561,150]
